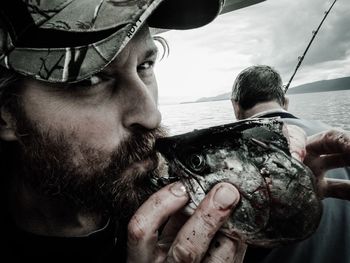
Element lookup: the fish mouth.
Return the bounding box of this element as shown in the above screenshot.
[155,137,176,160]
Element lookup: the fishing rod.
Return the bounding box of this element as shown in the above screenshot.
[284,0,338,92]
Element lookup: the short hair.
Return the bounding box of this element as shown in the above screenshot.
[231,65,285,110]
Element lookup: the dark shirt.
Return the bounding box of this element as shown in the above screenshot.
[1,194,128,263]
[3,215,123,263]
[0,154,128,262]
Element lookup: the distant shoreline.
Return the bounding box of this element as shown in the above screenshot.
[180,76,350,104]
[180,88,350,105]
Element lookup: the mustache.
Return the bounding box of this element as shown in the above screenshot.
[110,126,168,173]
[109,126,169,218]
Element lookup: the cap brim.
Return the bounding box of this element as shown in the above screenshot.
[149,0,223,30]
[221,0,266,14]
[0,0,223,83]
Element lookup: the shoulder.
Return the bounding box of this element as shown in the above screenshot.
[282,117,330,136]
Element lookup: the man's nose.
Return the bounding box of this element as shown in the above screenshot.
[121,77,162,130]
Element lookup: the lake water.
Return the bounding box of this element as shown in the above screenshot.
[160,90,350,135]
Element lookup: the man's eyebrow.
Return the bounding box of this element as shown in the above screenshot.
[144,47,159,60]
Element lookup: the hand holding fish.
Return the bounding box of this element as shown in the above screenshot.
[144,119,350,252]
[303,129,350,200]
[277,126,350,200]
[127,182,246,263]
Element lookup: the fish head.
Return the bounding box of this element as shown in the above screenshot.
[154,118,323,247]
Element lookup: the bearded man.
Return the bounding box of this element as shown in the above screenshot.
[0,1,247,262]
[1,1,350,263]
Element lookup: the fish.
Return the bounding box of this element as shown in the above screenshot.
[150,118,322,248]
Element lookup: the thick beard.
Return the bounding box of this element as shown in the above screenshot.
[12,107,168,220]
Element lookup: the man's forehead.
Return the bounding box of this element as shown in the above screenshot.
[21,26,157,89]
[105,25,157,69]
[130,25,157,52]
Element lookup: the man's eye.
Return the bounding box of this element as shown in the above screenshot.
[138,61,155,71]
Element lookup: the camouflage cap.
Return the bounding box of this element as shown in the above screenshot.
[0,0,224,83]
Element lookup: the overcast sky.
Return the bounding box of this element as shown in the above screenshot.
[154,0,350,104]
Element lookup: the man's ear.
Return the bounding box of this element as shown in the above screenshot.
[0,107,18,141]
[231,100,241,120]
[283,97,289,111]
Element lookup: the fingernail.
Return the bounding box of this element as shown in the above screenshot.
[213,185,239,210]
[170,181,187,197]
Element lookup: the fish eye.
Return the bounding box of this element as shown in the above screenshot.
[188,154,206,172]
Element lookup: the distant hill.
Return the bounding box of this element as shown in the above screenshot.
[286,76,350,94]
[193,93,230,103]
[186,76,350,104]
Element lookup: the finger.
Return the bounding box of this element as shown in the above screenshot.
[158,212,188,248]
[203,234,247,263]
[306,129,350,155]
[127,181,189,263]
[154,213,189,263]
[233,242,247,263]
[305,153,350,176]
[317,153,350,171]
[324,178,350,201]
[166,183,240,263]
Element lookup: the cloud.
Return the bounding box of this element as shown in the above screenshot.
[156,0,350,103]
